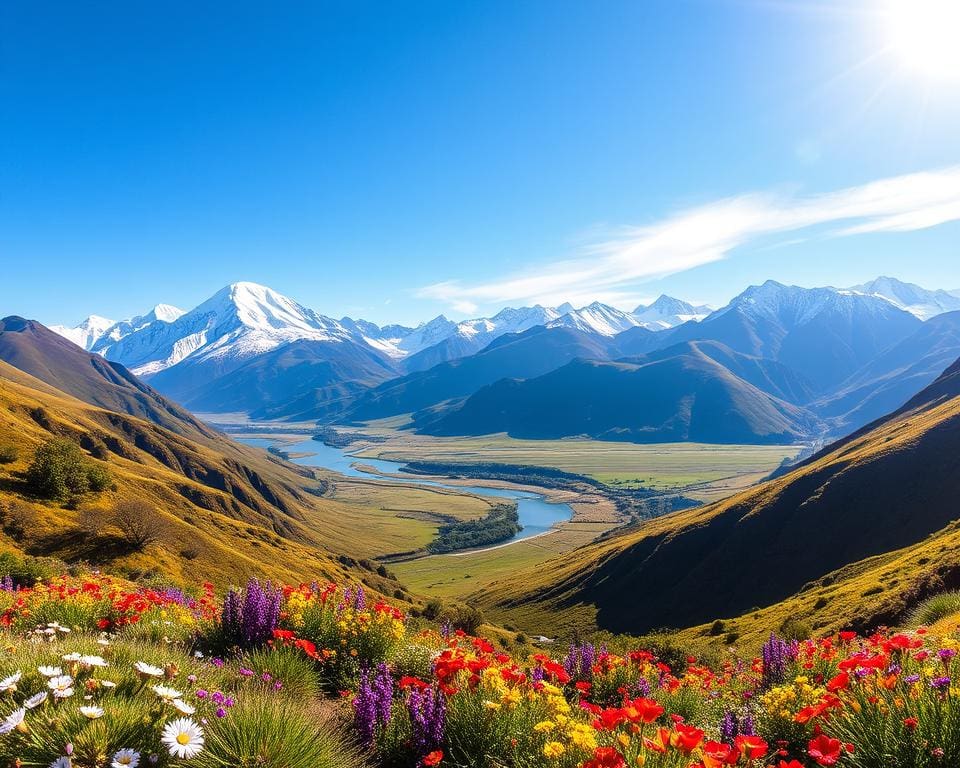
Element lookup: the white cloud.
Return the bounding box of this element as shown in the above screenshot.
[418,165,960,311]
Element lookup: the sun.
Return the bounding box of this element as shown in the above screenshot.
[885,0,960,80]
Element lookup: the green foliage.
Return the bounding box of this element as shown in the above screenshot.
[240,645,321,701]
[441,603,485,635]
[0,551,57,587]
[25,437,111,500]
[909,590,960,627]
[779,615,813,642]
[194,696,361,768]
[427,502,521,553]
[0,442,18,464]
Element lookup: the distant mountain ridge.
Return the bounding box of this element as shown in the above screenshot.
[47,277,960,446]
[414,340,822,444]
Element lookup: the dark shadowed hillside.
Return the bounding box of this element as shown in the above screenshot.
[477,354,960,635]
[317,325,615,422]
[416,342,821,444]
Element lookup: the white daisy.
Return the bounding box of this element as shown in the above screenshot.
[111,749,140,767]
[61,653,82,663]
[101,679,118,689]
[171,698,195,715]
[0,671,22,692]
[0,707,25,734]
[79,655,108,668]
[161,717,204,759]
[151,684,183,701]
[79,705,104,719]
[133,662,164,678]
[38,666,62,677]
[47,675,74,699]
[24,691,47,708]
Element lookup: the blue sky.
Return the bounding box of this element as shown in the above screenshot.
[2,0,959,327]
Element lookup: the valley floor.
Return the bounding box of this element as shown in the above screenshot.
[214,414,804,610]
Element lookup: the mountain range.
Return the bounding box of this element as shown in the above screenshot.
[48,276,960,444]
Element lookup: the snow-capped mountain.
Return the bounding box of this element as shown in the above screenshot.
[849,276,960,321]
[49,315,116,350]
[52,305,186,352]
[673,280,922,392]
[547,301,643,336]
[632,295,712,330]
[105,282,353,378]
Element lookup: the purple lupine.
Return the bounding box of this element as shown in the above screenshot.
[220,578,281,650]
[635,677,651,697]
[408,684,446,763]
[0,575,14,592]
[719,711,739,744]
[440,620,453,639]
[741,713,756,736]
[373,663,393,725]
[563,642,596,681]
[354,586,366,612]
[761,632,791,687]
[353,664,394,746]
[159,586,190,606]
[530,665,544,685]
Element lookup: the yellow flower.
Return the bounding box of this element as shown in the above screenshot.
[482,699,501,711]
[567,723,597,750]
[617,733,631,748]
[543,742,565,759]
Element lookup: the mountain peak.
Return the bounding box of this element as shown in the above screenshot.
[849,276,960,320]
[149,304,186,323]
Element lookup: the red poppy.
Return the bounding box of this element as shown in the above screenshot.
[582,747,626,768]
[807,734,853,766]
[733,734,768,760]
[422,750,443,766]
[826,671,849,692]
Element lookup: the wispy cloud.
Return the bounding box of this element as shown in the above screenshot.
[417,165,960,312]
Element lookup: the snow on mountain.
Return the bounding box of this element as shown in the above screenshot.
[849,276,960,321]
[49,315,116,350]
[51,305,186,353]
[105,282,355,377]
[713,280,911,325]
[631,295,712,330]
[547,301,643,336]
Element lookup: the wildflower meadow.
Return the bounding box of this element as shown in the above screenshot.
[0,570,957,767]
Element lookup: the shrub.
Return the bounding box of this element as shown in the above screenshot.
[441,604,484,635]
[422,598,443,620]
[25,438,110,500]
[909,590,960,626]
[0,443,18,464]
[1,499,38,540]
[779,615,813,642]
[111,499,165,550]
[0,551,57,587]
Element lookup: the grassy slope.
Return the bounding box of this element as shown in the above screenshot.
[0,360,468,593]
[473,359,960,641]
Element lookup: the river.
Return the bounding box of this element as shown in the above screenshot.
[238,437,573,545]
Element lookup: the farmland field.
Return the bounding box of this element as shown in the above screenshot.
[345,419,805,503]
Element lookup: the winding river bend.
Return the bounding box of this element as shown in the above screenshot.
[239,437,573,546]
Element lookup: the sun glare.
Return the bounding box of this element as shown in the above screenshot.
[885,0,960,80]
